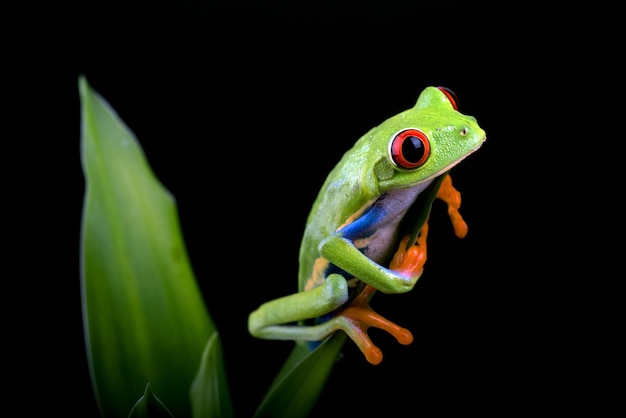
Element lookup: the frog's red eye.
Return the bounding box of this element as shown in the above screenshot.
[389,128,430,169]
[437,86,459,110]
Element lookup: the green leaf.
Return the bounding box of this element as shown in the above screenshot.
[79,75,223,417]
[252,333,347,418]
[190,333,234,418]
[128,384,175,418]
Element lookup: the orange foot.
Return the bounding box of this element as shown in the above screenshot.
[437,174,468,238]
[390,224,429,278]
[339,284,413,365]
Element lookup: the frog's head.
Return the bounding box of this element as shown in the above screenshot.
[375,86,486,192]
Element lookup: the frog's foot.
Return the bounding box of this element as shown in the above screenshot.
[337,285,413,365]
[390,226,429,278]
[437,174,468,238]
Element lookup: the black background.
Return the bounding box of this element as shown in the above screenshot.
[10,1,615,417]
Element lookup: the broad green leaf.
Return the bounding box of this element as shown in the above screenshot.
[252,333,347,418]
[79,75,224,417]
[190,333,234,418]
[128,384,175,418]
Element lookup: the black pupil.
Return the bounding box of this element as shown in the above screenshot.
[402,136,425,163]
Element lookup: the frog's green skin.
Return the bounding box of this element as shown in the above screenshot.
[248,86,485,363]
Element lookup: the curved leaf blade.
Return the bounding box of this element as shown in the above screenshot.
[79,75,219,417]
[253,333,346,418]
[128,384,175,418]
[190,333,234,418]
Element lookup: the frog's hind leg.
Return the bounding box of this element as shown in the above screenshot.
[249,273,413,365]
[269,285,412,365]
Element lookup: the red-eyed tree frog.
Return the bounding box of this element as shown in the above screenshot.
[248,86,486,365]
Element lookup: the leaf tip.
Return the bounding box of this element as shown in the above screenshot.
[78,74,89,97]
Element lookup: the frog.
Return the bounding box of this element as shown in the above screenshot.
[248,86,486,365]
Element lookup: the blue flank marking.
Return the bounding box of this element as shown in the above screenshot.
[338,195,387,241]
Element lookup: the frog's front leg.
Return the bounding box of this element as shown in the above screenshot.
[314,234,426,364]
[330,229,429,365]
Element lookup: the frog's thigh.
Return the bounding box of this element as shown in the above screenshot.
[248,274,349,339]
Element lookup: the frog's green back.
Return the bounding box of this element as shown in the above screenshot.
[296,86,485,291]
